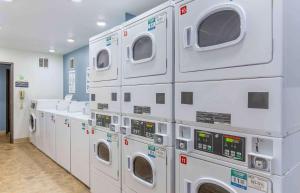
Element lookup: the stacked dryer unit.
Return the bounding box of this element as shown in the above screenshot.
[174,0,300,193]
[89,25,122,193]
[120,2,175,193]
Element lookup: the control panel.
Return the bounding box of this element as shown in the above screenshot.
[96,114,112,129]
[131,119,155,139]
[194,130,246,162]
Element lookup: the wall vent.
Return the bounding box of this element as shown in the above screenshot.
[39,58,49,68]
[69,58,75,70]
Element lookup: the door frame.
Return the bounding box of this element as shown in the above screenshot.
[0,62,14,143]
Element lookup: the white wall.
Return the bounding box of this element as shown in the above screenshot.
[0,47,64,140]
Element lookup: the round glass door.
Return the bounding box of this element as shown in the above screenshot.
[133,156,154,184]
[198,183,230,193]
[197,9,242,48]
[132,35,153,61]
[29,115,36,132]
[97,141,110,163]
[96,49,110,70]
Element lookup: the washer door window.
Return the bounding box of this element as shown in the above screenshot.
[197,10,241,49]
[123,13,167,79]
[133,155,154,184]
[132,35,153,62]
[29,114,36,133]
[178,0,272,73]
[96,141,111,164]
[197,183,230,193]
[96,49,110,70]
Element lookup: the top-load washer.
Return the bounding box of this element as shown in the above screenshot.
[174,0,300,82]
[89,25,122,87]
[121,1,174,86]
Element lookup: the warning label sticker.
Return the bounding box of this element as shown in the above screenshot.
[231,169,247,190]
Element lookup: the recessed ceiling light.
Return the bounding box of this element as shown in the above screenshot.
[71,0,82,3]
[2,0,13,2]
[49,49,55,53]
[67,38,75,43]
[97,21,106,27]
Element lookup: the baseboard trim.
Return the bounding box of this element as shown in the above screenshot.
[14,137,29,144]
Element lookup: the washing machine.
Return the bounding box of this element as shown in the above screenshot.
[174,0,300,82]
[89,86,122,193]
[175,124,300,193]
[121,84,175,193]
[121,1,174,86]
[89,25,122,87]
[29,101,37,146]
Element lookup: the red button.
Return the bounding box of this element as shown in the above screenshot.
[124,31,128,37]
[180,155,188,165]
[92,129,95,135]
[180,5,187,15]
[124,139,128,145]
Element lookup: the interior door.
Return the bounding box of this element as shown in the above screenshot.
[122,13,168,79]
[71,118,90,186]
[179,155,272,193]
[55,115,71,171]
[90,32,120,82]
[123,138,167,193]
[177,0,272,73]
[92,129,120,181]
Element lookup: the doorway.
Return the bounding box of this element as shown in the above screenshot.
[0,62,14,144]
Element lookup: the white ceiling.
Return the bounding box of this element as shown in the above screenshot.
[0,0,167,54]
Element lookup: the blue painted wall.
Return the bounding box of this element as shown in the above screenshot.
[63,13,136,101]
[63,46,89,101]
[0,66,7,131]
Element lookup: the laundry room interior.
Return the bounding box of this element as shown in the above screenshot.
[1,0,300,193]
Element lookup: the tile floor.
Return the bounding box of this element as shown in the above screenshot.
[0,135,90,193]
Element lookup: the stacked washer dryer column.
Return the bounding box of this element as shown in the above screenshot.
[121,2,175,193]
[89,25,122,193]
[174,0,300,193]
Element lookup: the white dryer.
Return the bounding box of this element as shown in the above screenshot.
[175,124,300,193]
[174,0,300,82]
[121,1,174,86]
[89,25,122,87]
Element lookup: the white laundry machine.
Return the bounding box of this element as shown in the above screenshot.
[121,1,174,86]
[89,25,122,87]
[121,84,175,193]
[70,112,90,186]
[43,110,56,160]
[29,101,37,146]
[122,125,174,193]
[33,99,60,150]
[174,0,300,82]
[175,125,300,193]
[89,86,122,193]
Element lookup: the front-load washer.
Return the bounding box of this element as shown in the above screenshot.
[89,86,121,193]
[90,111,121,193]
[175,77,300,138]
[174,0,300,82]
[89,25,122,87]
[121,84,174,147]
[176,151,300,193]
[175,124,300,179]
[122,133,174,193]
[121,1,174,86]
[29,112,37,146]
